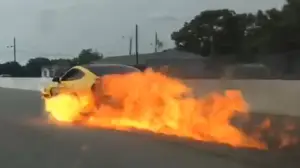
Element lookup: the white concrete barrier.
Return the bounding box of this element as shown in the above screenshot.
[0,77,52,91]
[184,79,300,116]
[0,77,299,116]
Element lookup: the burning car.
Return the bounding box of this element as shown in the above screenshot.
[42,63,141,123]
[41,63,282,149]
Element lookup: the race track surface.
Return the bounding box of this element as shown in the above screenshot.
[0,88,299,168]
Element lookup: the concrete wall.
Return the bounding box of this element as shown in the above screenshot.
[184,79,300,116]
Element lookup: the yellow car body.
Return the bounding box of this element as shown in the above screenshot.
[41,65,97,98]
[42,64,141,117]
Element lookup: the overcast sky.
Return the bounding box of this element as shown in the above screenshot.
[0,0,285,64]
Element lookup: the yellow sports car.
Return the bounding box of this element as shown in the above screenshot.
[42,64,141,122]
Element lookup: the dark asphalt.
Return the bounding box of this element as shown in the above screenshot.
[0,87,299,168]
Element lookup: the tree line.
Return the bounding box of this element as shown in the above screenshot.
[171,0,300,62]
[0,49,103,77]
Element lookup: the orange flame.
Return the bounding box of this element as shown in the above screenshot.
[44,69,267,149]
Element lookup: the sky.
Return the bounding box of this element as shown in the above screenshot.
[0,0,286,65]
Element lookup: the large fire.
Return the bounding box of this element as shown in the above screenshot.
[44,69,296,150]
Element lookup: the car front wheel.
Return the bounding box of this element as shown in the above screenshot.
[50,87,60,97]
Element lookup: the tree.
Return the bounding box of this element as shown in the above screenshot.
[171,9,248,56]
[0,62,24,77]
[74,48,103,65]
[25,57,51,77]
[171,0,300,61]
[171,0,300,62]
[0,47,105,77]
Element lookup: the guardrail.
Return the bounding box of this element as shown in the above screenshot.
[0,77,299,116]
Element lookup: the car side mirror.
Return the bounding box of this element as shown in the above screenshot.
[52,76,60,83]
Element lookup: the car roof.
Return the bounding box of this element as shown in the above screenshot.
[79,63,141,76]
[81,63,139,69]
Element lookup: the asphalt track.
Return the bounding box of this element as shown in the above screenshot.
[0,88,299,168]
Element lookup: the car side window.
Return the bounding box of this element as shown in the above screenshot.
[60,68,84,81]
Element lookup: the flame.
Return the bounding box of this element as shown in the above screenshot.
[45,69,268,149]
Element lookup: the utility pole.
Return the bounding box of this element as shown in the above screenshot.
[7,37,16,62]
[135,24,139,65]
[129,37,132,55]
[155,31,158,53]
[13,37,16,62]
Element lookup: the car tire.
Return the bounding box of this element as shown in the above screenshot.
[50,88,59,97]
[70,92,93,125]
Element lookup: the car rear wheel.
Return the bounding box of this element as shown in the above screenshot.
[91,83,123,110]
[91,83,102,109]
